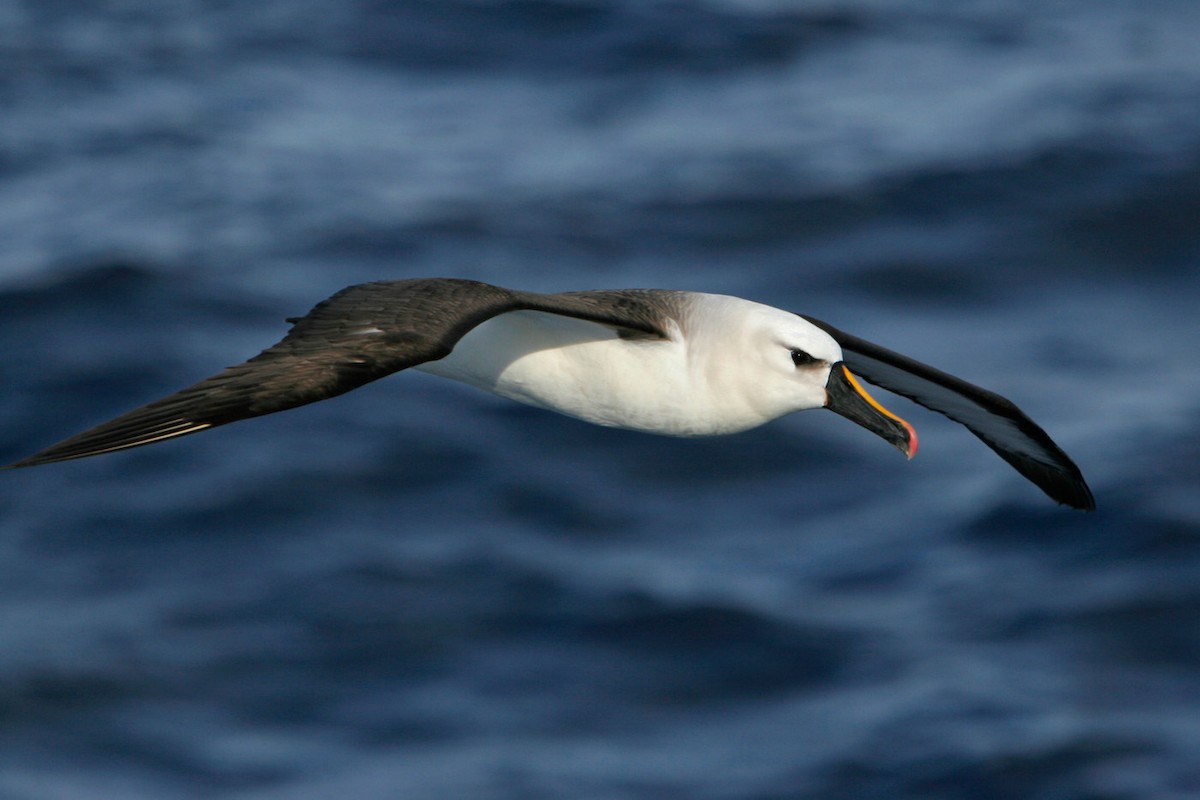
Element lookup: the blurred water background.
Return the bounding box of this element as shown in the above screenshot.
[2,1,1200,798]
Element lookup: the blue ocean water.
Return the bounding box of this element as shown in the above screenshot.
[2,1,1199,798]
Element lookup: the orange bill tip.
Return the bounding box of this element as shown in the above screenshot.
[842,365,919,459]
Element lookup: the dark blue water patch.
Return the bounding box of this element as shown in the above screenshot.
[1060,590,1200,669]
[250,556,886,719]
[484,404,850,485]
[870,145,1143,227]
[0,670,138,728]
[942,487,1200,664]
[763,143,1200,292]
[71,121,216,166]
[121,431,493,531]
[0,257,277,328]
[515,142,1182,290]
[11,452,484,556]
[555,593,871,706]
[963,427,1200,563]
[293,179,887,272]
[839,262,999,307]
[960,503,1100,550]
[951,514,1198,651]
[0,259,300,464]
[463,403,922,532]
[293,208,557,274]
[5,0,866,81]
[0,366,174,462]
[1048,155,1200,272]
[328,0,868,76]
[650,144,1134,248]
[629,190,885,253]
[299,221,428,263]
[0,3,231,94]
[173,582,458,696]
[495,483,638,538]
[0,260,162,316]
[965,499,1199,565]
[0,560,479,753]
[613,427,837,487]
[11,711,290,795]
[801,735,1153,800]
[1038,333,1128,374]
[272,139,1199,306]
[809,550,921,595]
[58,551,863,753]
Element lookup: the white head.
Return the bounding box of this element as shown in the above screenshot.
[683,295,842,431]
[687,295,915,456]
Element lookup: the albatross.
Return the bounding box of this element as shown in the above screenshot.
[3,278,1094,510]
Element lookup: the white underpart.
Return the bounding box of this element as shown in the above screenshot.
[416,293,842,437]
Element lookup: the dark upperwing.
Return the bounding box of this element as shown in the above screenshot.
[4,279,668,468]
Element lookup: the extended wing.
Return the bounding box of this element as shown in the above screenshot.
[803,316,1095,511]
[5,279,667,468]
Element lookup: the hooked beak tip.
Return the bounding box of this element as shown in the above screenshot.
[901,419,919,460]
[827,364,918,460]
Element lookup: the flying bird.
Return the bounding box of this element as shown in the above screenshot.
[3,278,1094,510]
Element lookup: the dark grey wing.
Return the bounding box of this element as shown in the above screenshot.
[802,315,1095,511]
[6,278,668,468]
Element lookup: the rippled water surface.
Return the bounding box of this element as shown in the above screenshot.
[2,2,1200,798]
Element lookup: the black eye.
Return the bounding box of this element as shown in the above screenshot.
[790,348,820,367]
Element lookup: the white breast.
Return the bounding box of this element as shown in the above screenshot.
[415,300,779,436]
